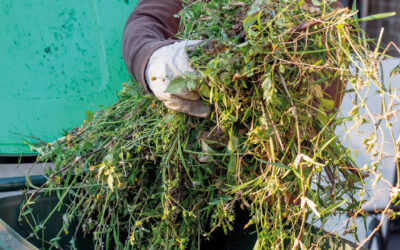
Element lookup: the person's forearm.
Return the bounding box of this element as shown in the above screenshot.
[122,0,183,93]
[122,0,343,94]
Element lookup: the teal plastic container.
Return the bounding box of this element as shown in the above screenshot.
[0,0,138,155]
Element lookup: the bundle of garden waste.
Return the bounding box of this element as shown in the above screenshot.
[22,0,398,249]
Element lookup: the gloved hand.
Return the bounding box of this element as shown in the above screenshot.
[145,40,210,118]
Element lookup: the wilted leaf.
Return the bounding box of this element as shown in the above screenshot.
[108,174,114,192]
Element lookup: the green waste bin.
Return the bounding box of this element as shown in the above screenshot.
[0,193,93,249]
[0,218,37,250]
[0,192,366,250]
[0,0,138,155]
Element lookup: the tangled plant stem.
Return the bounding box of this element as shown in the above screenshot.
[21,0,400,249]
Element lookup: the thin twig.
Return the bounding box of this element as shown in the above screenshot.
[21,143,111,214]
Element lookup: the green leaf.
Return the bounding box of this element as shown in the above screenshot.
[316,109,328,124]
[247,0,269,16]
[21,207,33,217]
[311,0,321,6]
[256,158,291,170]
[320,199,348,215]
[209,196,230,206]
[313,135,337,160]
[228,154,237,175]
[352,12,396,23]
[320,98,335,111]
[165,75,197,94]
[243,13,258,33]
[352,0,357,13]
[199,84,210,97]
[85,110,94,122]
[191,2,204,18]
[390,64,400,78]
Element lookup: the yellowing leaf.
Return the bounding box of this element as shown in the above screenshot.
[336,24,344,30]
[261,74,276,104]
[312,84,323,98]
[279,64,285,74]
[314,59,323,66]
[108,174,114,192]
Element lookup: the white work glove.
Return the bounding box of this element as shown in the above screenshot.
[145,40,210,118]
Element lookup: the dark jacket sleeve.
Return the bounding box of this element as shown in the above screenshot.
[122,0,183,94]
[122,0,343,95]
